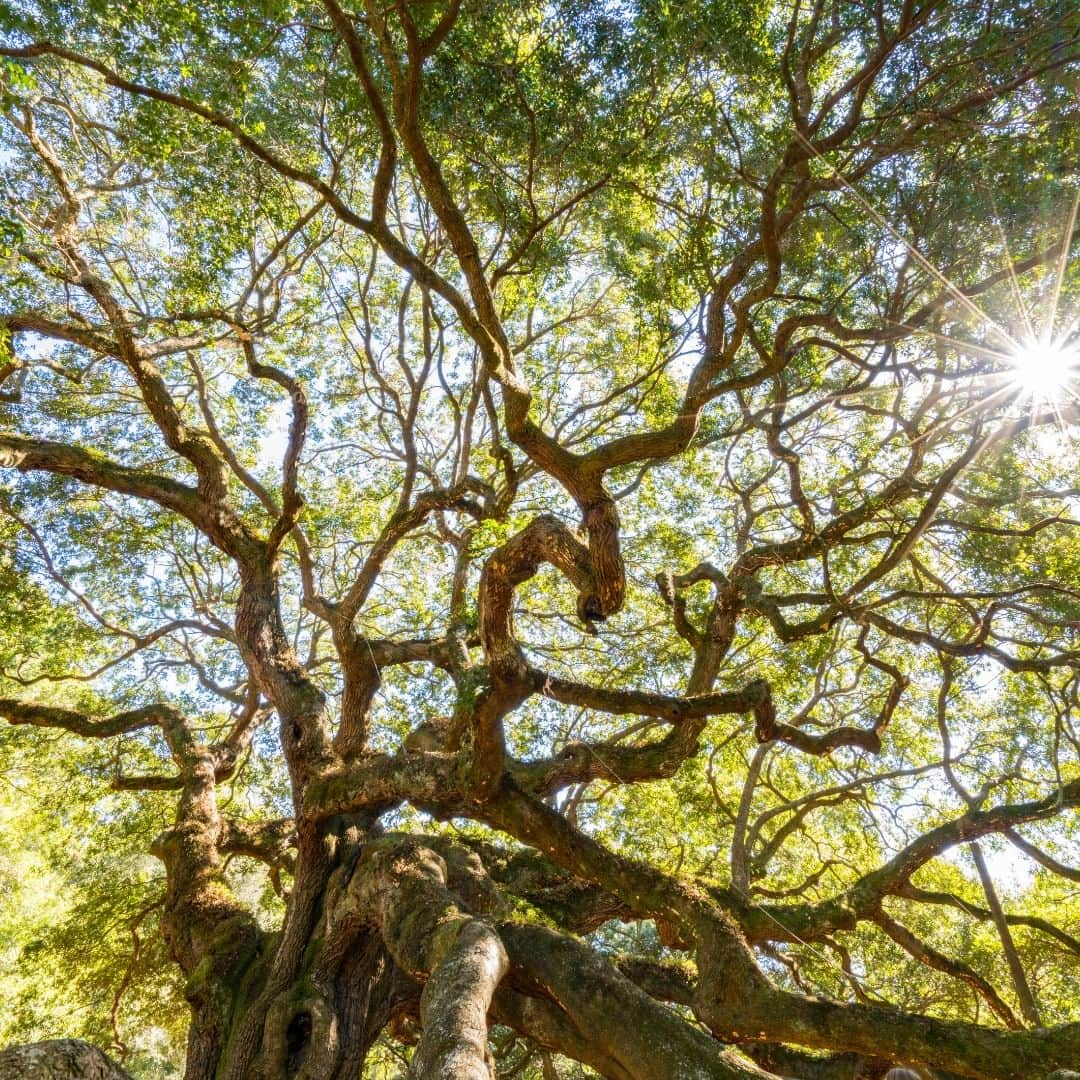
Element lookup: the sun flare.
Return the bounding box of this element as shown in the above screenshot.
[1009,339,1080,401]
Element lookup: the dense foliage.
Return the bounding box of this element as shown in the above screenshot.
[1,1,1079,1077]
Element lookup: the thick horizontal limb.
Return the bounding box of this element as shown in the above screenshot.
[0,697,182,737]
[527,668,770,722]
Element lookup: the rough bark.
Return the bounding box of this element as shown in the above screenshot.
[0,1041,132,1080]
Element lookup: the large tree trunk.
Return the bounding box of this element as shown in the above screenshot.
[165,818,418,1080]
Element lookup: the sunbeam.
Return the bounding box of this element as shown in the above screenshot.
[1009,337,1080,402]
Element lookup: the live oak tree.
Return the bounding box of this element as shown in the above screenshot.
[1,1,1079,1077]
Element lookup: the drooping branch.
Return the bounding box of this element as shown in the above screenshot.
[874,909,1020,1029]
[897,883,1080,957]
[771,777,1080,942]
[1003,827,1080,882]
[2,7,1078,1080]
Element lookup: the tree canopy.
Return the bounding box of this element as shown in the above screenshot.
[1,1,1079,1077]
